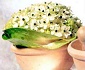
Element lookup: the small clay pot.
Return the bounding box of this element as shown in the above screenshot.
[68,39,85,70]
[11,44,73,70]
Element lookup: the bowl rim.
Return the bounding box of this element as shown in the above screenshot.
[68,39,85,60]
[11,44,68,56]
[11,45,50,56]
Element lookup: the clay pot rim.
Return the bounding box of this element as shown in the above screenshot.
[68,39,85,60]
[11,44,67,56]
[11,45,51,56]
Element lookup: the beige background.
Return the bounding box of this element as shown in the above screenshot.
[0,0,85,70]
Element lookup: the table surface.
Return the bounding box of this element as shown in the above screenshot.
[0,0,85,70]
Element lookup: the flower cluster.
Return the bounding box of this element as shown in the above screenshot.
[7,2,82,39]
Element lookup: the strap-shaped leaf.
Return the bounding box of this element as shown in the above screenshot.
[2,28,76,49]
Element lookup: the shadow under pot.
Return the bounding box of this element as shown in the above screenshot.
[11,44,73,70]
[68,39,85,70]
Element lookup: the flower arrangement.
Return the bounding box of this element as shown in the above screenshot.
[3,2,82,49]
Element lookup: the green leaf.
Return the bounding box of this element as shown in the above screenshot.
[2,28,76,49]
[43,36,76,49]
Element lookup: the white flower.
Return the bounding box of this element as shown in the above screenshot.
[50,24,62,37]
[34,27,38,31]
[39,24,44,28]
[34,6,39,11]
[43,25,47,29]
[64,31,71,38]
[12,15,19,22]
[39,5,45,12]
[40,29,44,33]
[77,20,81,23]
[42,15,50,23]
[61,25,70,31]
[54,24,60,30]
[56,8,60,12]
[50,25,55,30]
[49,16,55,21]
[55,32,62,37]
[19,15,23,20]
[12,17,17,22]
[30,12,36,18]
[62,14,68,19]
[24,25,29,28]
[30,19,37,30]
[52,25,71,38]
[51,31,55,35]
[42,14,55,22]
[65,11,70,14]
[42,15,47,19]
[13,23,18,28]
[18,20,24,26]
[23,16,29,22]
[61,25,71,38]
[39,19,48,28]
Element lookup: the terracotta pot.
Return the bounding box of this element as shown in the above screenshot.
[68,39,85,70]
[11,44,73,70]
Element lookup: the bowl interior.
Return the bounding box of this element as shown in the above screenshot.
[68,39,85,60]
[71,39,82,50]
